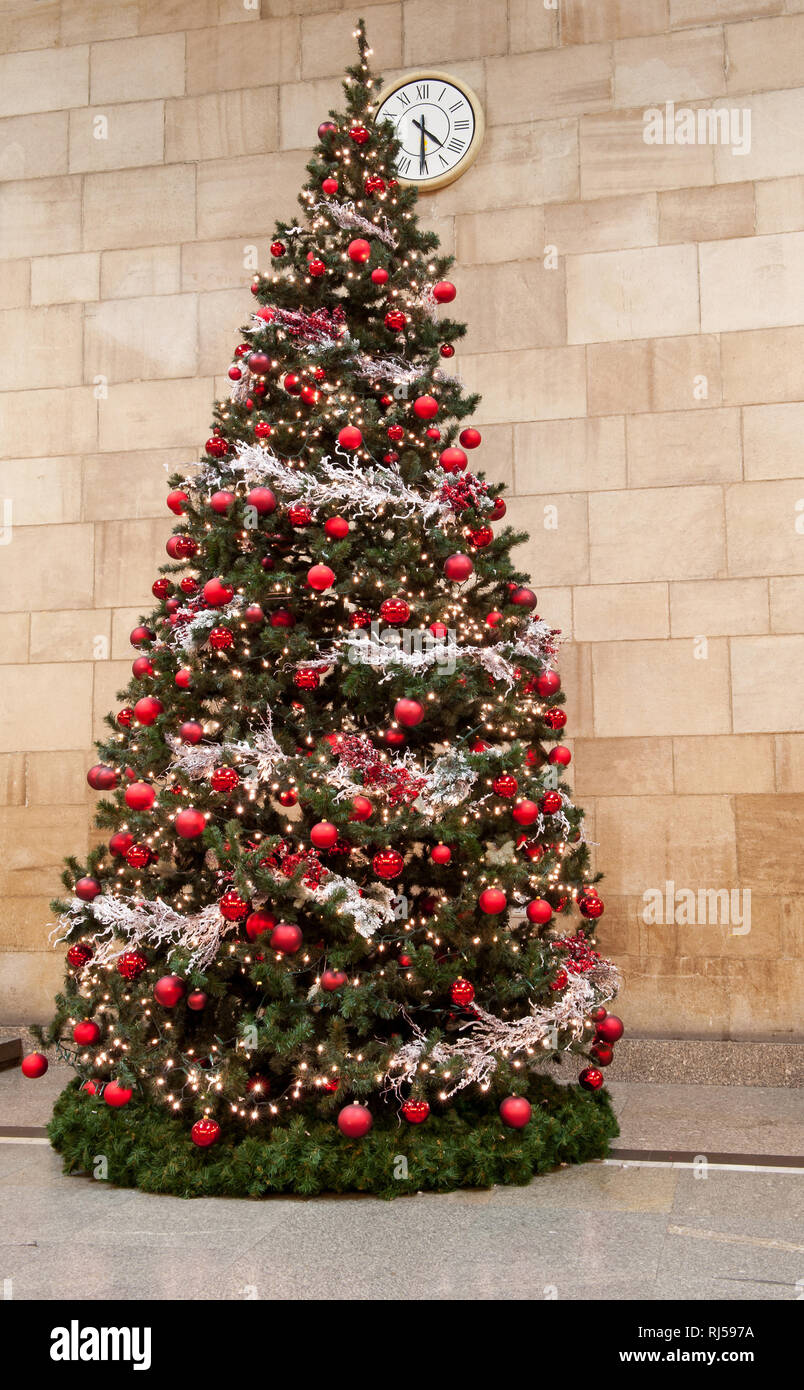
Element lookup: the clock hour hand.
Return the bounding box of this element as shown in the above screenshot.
[413,116,444,150]
[419,120,426,174]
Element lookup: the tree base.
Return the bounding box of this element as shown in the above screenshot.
[48,1076,619,1199]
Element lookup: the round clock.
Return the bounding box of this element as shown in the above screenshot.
[374,70,484,191]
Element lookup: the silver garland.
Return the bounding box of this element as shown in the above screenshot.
[52,896,236,972]
[310,199,398,248]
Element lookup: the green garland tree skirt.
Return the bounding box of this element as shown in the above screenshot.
[48,1076,618,1199]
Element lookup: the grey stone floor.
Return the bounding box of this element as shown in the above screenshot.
[1,1065,802,1301]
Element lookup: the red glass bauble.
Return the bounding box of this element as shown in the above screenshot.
[219,889,249,921]
[75,877,101,902]
[478,888,506,914]
[208,627,234,651]
[536,670,560,697]
[21,1052,48,1078]
[512,799,539,826]
[307,563,335,591]
[132,656,154,679]
[384,309,407,332]
[439,343,455,358]
[153,975,185,1008]
[579,892,605,920]
[310,821,338,850]
[87,763,118,791]
[104,1081,133,1107]
[595,1014,623,1043]
[540,791,562,815]
[579,1067,604,1092]
[203,577,233,607]
[211,767,239,793]
[294,668,320,690]
[134,696,163,726]
[459,428,482,449]
[125,844,150,869]
[245,909,275,941]
[166,489,188,515]
[548,745,571,766]
[278,788,298,807]
[350,609,371,629]
[179,721,204,744]
[379,597,409,625]
[308,259,325,278]
[191,1118,220,1147]
[444,553,473,581]
[590,1043,614,1066]
[401,1099,430,1124]
[117,707,134,727]
[270,922,302,954]
[439,446,467,473]
[175,668,192,689]
[205,435,229,459]
[271,608,295,628]
[348,795,373,822]
[394,697,423,728]
[450,978,475,1006]
[432,280,456,303]
[174,807,206,839]
[493,774,518,798]
[348,125,370,145]
[543,708,567,731]
[129,625,154,647]
[270,240,285,257]
[511,586,537,609]
[322,176,338,194]
[117,950,147,981]
[320,968,347,992]
[287,502,312,525]
[67,942,93,968]
[246,486,276,515]
[373,849,404,880]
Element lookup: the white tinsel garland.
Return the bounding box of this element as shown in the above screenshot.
[385,960,620,1100]
[52,896,236,972]
[309,200,398,248]
[167,596,246,653]
[167,709,288,785]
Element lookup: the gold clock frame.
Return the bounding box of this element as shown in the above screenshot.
[373,69,485,192]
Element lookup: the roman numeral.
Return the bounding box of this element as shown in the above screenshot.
[415,83,430,100]
[447,137,465,153]
[438,87,446,102]
[449,100,462,113]
[438,153,449,167]
[398,90,411,105]
[454,119,470,131]
[397,155,411,174]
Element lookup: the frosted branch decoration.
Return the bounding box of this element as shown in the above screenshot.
[52,896,237,972]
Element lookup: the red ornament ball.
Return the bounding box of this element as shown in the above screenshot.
[371,267,389,285]
[543,708,567,731]
[595,1014,623,1043]
[191,1118,220,1147]
[444,552,473,582]
[129,625,154,647]
[208,627,234,651]
[246,486,276,515]
[271,608,295,628]
[205,435,229,459]
[430,844,452,865]
[394,697,423,728]
[384,309,407,333]
[117,707,134,728]
[579,1067,604,1092]
[386,424,404,443]
[450,978,475,1006]
[175,668,192,689]
[75,877,101,902]
[132,656,154,679]
[548,745,572,766]
[364,174,386,195]
[21,1052,48,1078]
[350,609,371,629]
[203,577,233,607]
[325,515,349,539]
[270,240,285,257]
[401,1099,430,1124]
[318,120,337,139]
[413,394,439,420]
[512,799,539,826]
[179,721,204,745]
[308,563,335,591]
[348,125,370,145]
[245,909,275,941]
[270,922,303,954]
[439,343,455,358]
[254,421,272,440]
[278,788,298,806]
[536,670,560,697]
[321,968,348,992]
[153,975,186,1008]
[244,604,264,626]
[493,774,518,798]
[166,489,188,515]
[104,1080,133,1107]
[478,888,507,914]
[347,238,371,263]
[67,942,93,968]
[210,489,235,514]
[308,258,326,278]
[540,791,562,815]
[337,1103,372,1137]
[175,807,206,839]
[117,950,148,981]
[187,991,208,1011]
[373,849,404,880]
[526,898,553,924]
[219,889,249,921]
[211,766,239,793]
[311,821,338,850]
[590,1043,614,1067]
[440,446,467,474]
[579,892,605,920]
[500,1095,532,1129]
[294,668,320,690]
[73,1020,100,1045]
[134,696,163,726]
[459,428,482,449]
[87,763,118,791]
[321,176,338,195]
[337,423,363,451]
[432,281,456,303]
[287,502,312,526]
[348,795,373,822]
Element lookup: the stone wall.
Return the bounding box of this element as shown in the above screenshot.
[1,0,802,1037]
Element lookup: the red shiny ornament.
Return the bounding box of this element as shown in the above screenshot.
[153,975,186,1008]
[337,1103,372,1137]
[347,238,371,263]
[348,125,370,145]
[278,788,298,806]
[152,577,171,600]
[116,708,135,732]
[491,497,506,520]
[187,991,208,1011]
[175,668,192,689]
[324,515,349,539]
[467,524,493,548]
[590,1043,614,1066]
[179,721,204,744]
[243,909,275,942]
[471,739,490,752]
[124,781,154,812]
[318,120,337,139]
[486,611,503,629]
[478,888,506,914]
[129,625,154,647]
[373,848,404,880]
[211,767,239,793]
[210,489,236,515]
[254,421,272,440]
[380,597,410,625]
[75,877,101,902]
[132,656,154,679]
[307,563,335,591]
[228,366,242,382]
[73,1020,100,1045]
[270,922,302,954]
[117,950,147,981]
[595,1014,623,1043]
[536,670,560,697]
[526,898,553,924]
[500,1095,532,1129]
[244,604,265,625]
[511,799,538,826]
[459,428,482,449]
[103,1080,133,1107]
[450,978,475,1006]
[322,176,338,194]
[543,708,567,731]
[386,424,404,443]
[208,627,234,651]
[371,266,389,285]
[348,795,373,822]
[432,280,456,303]
[191,1118,220,1147]
[364,174,386,194]
[320,968,347,992]
[283,372,302,395]
[134,695,163,725]
[493,774,518,798]
[67,941,93,968]
[205,435,229,459]
[385,728,405,747]
[217,890,249,925]
[444,553,473,581]
[21,1052,48,1078]
[425,426,440,441]
[440,446,467,474]
[540,791,562,815]
[174,807,206,839]
[287,501,312,525]
[430,843,452,865]
[401,1099,430,1124]
[311,821,338,850]
[579,892,605,920]
[294,667,320,690]
[271,607,295,628]
[350,609,371,629]
[511,586,537,609]
[87,764,118,791]
[394,697,423,728]
[270,240,285,257]
[246,487,277,515]
[549,745,571,766]
[203,577,233,607]
[413,394,438,420]
[308,259,326,278]
[399,953,412,968]
[124,844,150,869]
[166,489,188,515]
[384,309,407,332]
[180,576,198,595]
[439,343,455,358]
[579,1067,604,1092]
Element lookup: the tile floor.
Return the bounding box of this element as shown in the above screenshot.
[1,1065,801,1301]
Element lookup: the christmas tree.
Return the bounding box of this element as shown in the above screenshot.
[32,24,623,1198]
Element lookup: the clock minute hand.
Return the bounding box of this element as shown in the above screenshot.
[419,120,426,174]
[413,116,445,149]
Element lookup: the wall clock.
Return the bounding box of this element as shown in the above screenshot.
[374,70,485,191]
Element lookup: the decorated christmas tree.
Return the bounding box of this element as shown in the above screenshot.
[32,24,623,1197]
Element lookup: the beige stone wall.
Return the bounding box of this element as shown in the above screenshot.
[1,0,802,1036]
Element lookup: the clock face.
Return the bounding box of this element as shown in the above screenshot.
[375,72,484,190]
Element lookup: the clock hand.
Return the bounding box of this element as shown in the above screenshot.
[413,116,445,149]
[419,120,426,174]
